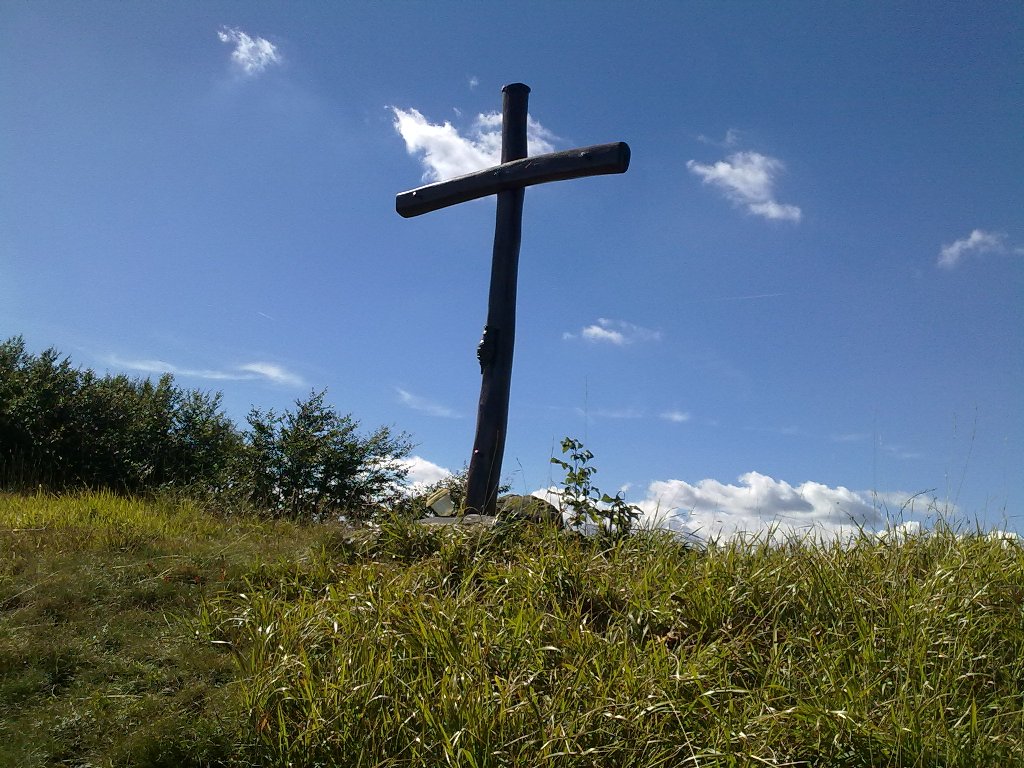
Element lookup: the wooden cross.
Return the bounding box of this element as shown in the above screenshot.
[396,83,630,516]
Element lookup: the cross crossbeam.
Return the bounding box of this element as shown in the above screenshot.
[395,83,629,516]
[396,142,630,218]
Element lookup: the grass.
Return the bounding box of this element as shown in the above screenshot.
[1,492,1021,766]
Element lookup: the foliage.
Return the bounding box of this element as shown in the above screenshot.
[551,436,641,540]
[0,336,239,494]
[241,389,412,522]
[1,338,414,520]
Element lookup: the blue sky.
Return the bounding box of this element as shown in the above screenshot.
[3,2,1021,539]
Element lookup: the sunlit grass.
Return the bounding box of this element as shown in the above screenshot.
[1,492,1021,766]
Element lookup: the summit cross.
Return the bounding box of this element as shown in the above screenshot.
[396,83,630,516]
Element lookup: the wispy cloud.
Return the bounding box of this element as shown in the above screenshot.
[830,432,871,443]
[880,442,923,461]
[697,128,741,148]
[563,318,661,346]
[937,229,1011,269]
[217,27,282,76]
[109,355,303,386]
[236,362,303,387]
[660,410,691,423]
[574,406,644,420]
[391,106,558,182]
[712,292,786,302]
[396,388,461,418]
[687,151,801,222]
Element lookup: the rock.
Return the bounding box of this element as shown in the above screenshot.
[416,514,497,527]
[496,494,564,529]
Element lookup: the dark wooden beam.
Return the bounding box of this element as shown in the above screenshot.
[396,141,630,218]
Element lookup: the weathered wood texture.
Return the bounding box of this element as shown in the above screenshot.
[396,142,631,218]
[463,83,529,517]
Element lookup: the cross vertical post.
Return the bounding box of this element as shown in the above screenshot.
[395,83,630,518]
[464,83,530,516]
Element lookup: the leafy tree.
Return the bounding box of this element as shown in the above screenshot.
[0,338,81,485]
[168,387,242,494]
[241,390,412,521]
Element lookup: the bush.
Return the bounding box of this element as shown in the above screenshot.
[240,390,412,522]
[0,337,239,494]
[1,338,415,521]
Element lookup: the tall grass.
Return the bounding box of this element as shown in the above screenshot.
[1,492,1021,766]
[202,518,1023,767]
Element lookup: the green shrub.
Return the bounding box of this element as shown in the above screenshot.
[552,437,641,541]
[0,336,239,494]
[240,389,412,522]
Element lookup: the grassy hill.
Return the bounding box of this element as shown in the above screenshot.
[1,492,1021,767]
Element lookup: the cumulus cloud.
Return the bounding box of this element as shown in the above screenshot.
[875,520,922,543]
[391,106,558,181]
[398,455,453,492]
[396,388,461,418]
[109,355,303,386]
[687,151,801,222]
[870,491,954,517]
[937,229,1007,269]
[563,318,661,345]
[635,472,883,542]
[217,27,282,76]
[986,529,1021,548]
[534,470,971,545]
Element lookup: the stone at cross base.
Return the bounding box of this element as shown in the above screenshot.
[416,494,562,530]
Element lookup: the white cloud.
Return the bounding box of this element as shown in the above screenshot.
[217,27,281,76]
[660,410,691,423]
[564,317,661,345]
[582,324,625,344]
[396,388,460,418]
[109,355,303,386]
[636,472,884,542]
[391,106,558,182]
[536,474,980,545]
[830,432,871,443]
[697,129,741,148]
[398,455,453,492]
[468,76,480,90]
[574,406,644,420]
[937,229,1007,269]
[236,362,304,387]
[869,491,955,517]
[875,520,921,543]
[880,441,923,461]
[986,529,1020,548]
[687,151,801,222]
